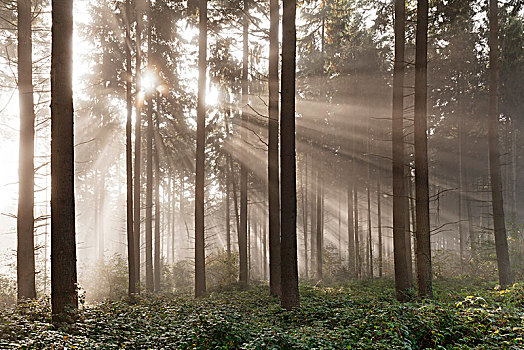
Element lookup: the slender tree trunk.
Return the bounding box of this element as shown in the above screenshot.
[414,0,432,299]
[226,174,231,257]
[154,98,161,291]
[310,159,317,275]
[391,0,411,301]
[194,0,207,297]
[268,0,281,296]
[458,112,465,265]
[125,0,136,296]
[338,193,341,257]
[367,184,373,279]
[354,185,360,279]
[347,186,355,277]
[99,175,105,261]
[303,153,309,279]
[145,17,154,291]
[467,188,476,260]
[377,178,383,277]
[488,0,512,287]
[167,176,172,264]
[407,169,414,284]
[51,0,77,322]
[316,171,322,280]
[17,0,36,301]
[133,1,143,292]
[239,0,250,289]
[171,178,176,263]
[263,215,267,280]
[280,0,299,310]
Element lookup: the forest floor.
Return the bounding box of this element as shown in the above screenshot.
[1,278,523,349]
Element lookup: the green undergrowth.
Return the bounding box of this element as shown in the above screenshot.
[1,279,523,349]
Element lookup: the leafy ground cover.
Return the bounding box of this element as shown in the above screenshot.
[1,279,523,349]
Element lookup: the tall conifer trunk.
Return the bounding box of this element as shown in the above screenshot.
[17,0,36,301]
[414,0,433,299]
[488,0,512,287]
[280,0,299,310]
[145,12,154,292]
[125,0,136,296]
[239,0,250,288]
[194,0,207,297]
[133,0,143,291]
[268,0,281,296]
[391,0,411,302]
[51,0,78,322]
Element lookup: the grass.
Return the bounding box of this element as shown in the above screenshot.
[1,278,523,349]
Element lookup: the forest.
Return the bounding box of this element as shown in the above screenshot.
[1,0,524,348]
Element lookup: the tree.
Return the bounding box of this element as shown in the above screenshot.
[392,0,412,302]
[488,0,512,288]
[17,0,36,301]
[154,97,161,291]
[194,0,207,298]
[51,0,78,322]
[414,0,432,299]
[133,0,144,293]
[280,0,299,310]
[268,0,281,297]
[145,9,154,292]
[124,0,136,296]
[239,0,249,288]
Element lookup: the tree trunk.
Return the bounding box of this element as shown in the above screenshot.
[145,15,154,292]
[303,153,309,279]
[194,0,207,297]
[316,171,322,281]
[51,0,78,322]
[268,0,281,296]
[239,0,249,289]
[310,158,317,276]
[488,0,512,287]
[458,111,465,265]
[226,173,231,257]
[354,185,360,279]
[347,186,355,277]
[133,1,143,292]
[154,98,161,291]
[17,0,36,301]
[367,184,373,279]
[391,0,411,302]
[414,0,433,299]
[125,0,136,296]
[280,0,299,310]
[377,178,383,277]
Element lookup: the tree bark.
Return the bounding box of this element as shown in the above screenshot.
[392,0,411,301]
[414,0,433,299]
[194,0,207,297]
[145,14,154,292]
[125,0,136,296]
[354,185,360,279]
[239,0,250,289]
[280,0,299,310]
[377,178,383,277]
[17,0,36,301]
[268,0,281,296]
[133,0,143,292]
[51,0,78,322]
[347,186,355,277]
[488,0,512,287]
[154,97,161,291]
[316,171,322,281]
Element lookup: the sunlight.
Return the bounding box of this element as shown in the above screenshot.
[140,69,159,93]
[207,85,219,106]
